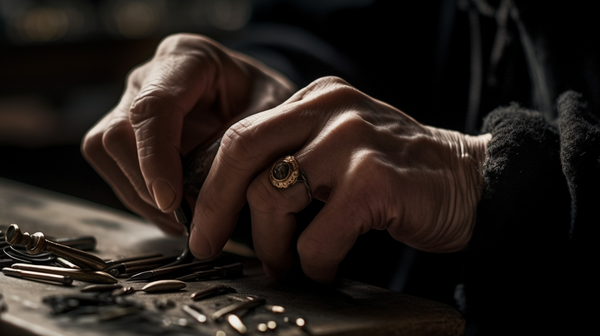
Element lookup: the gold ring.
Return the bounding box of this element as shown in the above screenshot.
[269,156,312,202]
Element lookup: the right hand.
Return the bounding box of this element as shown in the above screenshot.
[82,33,296,233]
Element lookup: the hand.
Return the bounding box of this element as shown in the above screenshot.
[81,33,296,233]
[190,76,491,283]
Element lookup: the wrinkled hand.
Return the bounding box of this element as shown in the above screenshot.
[82,33,296,233]
[191,76,491,283]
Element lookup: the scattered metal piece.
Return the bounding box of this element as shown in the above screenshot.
[296,318,306,327]
[227,314,247,334]
[5,224,106,270]
[3,246,55,264]
[104,255,178,276]
[104,253,163,267]
[165,199,194,268]
[2,267,73,285]
[283,317,289,323]
[127,259,213,281]
[215,331,227,336]
[80,284,123,292]
[182,304,207,323]
[190,284,237,301]
[112,286,137,296]
[257,323,268,332]
[56,257,80,269]
[113,280,186,296]
[265,305,285,313]
[177,262,243,282]
[212,296,266,321]
[267,321,277,330]
[142,280,186,293]
[11,263,117,284]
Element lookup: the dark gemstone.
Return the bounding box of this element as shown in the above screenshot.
[273,162,290,180]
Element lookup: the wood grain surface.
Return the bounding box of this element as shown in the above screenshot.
[0,178,465,336]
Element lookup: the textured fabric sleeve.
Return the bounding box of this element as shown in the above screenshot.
[462,103,573,335]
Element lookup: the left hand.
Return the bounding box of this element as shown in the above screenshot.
[189,76,491,283]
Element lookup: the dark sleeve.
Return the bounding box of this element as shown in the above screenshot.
[461,92,600,335]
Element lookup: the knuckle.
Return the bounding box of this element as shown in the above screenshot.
[329,113,373,141]
[247,178,280,214]
[220,119,258,169]
[81,128,105,161]
[156,33,221,60]
[101,119,132,154]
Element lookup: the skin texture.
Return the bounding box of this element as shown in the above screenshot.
[82,33,491,283]
[82,34,296,234]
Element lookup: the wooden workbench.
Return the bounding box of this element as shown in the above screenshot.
[0,178,464,336]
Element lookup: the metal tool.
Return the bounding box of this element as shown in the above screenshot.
[227,314,248,334]
[103,253,163,267]
[182,304,207,323]
[167,138,222,269]
[112,280,186,296]
[104,255,178,277]
[11,263,118,283]
[212,296,266,321]
[190,284,237,301]
[127,259,213,281]
[2,267,73,285]
[5,224,106,270]
[177,262,243,281]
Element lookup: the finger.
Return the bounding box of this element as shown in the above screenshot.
[82,121,183,234]
[128,36,238,213]
[247,166,312,279]
[190,77,352,258]
[297,186,365,283]
[102,93,155,206]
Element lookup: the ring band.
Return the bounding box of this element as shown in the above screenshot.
[269,156,312,202]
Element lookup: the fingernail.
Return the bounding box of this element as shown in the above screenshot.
[152,180,176,211]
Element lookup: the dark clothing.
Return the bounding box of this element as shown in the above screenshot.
[464,91,599,334]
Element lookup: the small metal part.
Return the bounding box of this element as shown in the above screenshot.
[257,323,268,332]
[80,284,123,292]
[104,253,163,267]
[11,263,117,283]
[227,314,247,334]
[127,259,213,281]
[177,262,243,281]
[56,257,80,269]
[296,318,306,327]
[104,255,178,276]
[5,224,106,270]
[283,317,289,323]
[113,286,137,296]
[212,296,266,321]
[190,284,236,301]
[142,280,186,293]
[2,267,73,285]
[267,321,277,330]
[215,331,227,336]
[182,305,207,323]
[265,305,285,313]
